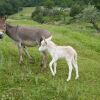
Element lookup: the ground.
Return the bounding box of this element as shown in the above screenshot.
[0,7,100,100]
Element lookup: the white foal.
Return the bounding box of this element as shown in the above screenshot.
[39,37,79,81]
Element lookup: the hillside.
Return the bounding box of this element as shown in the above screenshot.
[9,7,34,20]
[0,7,100,100]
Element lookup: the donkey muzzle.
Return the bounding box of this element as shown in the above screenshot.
[0,32,4,39]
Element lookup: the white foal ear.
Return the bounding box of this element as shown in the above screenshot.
[46,36,52,41]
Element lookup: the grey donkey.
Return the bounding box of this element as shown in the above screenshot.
[0,18,51,68]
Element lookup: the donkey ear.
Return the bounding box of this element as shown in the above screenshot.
[46,36,52,41]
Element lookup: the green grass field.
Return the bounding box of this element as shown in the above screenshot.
[0,7,100,100]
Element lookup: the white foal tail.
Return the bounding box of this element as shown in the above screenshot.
[72,52,79,80]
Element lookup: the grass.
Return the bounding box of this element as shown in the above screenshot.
[0,7,100,100]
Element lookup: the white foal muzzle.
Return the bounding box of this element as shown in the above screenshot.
[39,46,46,52]
[39,47,43,51]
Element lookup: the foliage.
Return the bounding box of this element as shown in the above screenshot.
[31,6,65,24]
[75,5,100,32]
[0,0,22,17]
[0,0,100,17]
[76,5,100,22]
[92,0,100,10]
[0,0,37,17]
[42,0,55,9]
[31,6,44,23]
[70,3,84,17]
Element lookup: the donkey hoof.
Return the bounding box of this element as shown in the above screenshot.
[40,63,44,67]
[29,59,34,63]
[19,61,21,64]
[40,63,46,68]
[40,67,45,72]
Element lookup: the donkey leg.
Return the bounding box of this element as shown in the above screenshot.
[49,58,57,76]
[17,43,23,64]
[22,45,32,60]
[41,51,48,68]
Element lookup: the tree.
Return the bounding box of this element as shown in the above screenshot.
[31,6,44,23]
[92,0,100,10]
[42,0,55,9]
[0,0,34,17]
[70,4,84,17]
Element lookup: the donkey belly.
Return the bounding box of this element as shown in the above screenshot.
[22,40,37,47]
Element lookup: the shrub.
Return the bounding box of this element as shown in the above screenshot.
[76,5,100,22]
[31,6,44,23]
[75,5,100,32]
[70,3,84,17]
[31,7,65,24]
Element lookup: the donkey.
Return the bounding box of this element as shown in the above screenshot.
[0,19,51,68]
[39,37,79,81]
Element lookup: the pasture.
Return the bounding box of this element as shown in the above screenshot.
[0,7,100,100]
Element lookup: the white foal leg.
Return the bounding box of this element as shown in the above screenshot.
[72,60,79,80]
[49,58,57,76]
[49,60,55,76]
[67,61,73,81]
[54,62,57,75]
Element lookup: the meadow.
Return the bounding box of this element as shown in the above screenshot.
[0,7,100,100]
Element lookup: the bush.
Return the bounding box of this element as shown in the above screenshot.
[75,5,100,32]
[75,5,100,23]
[70,4,84,17]
[31,6,44,23]
[31,7,65,24]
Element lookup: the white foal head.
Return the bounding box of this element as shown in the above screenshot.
[39,36,52,52]
[0,31,4,39]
